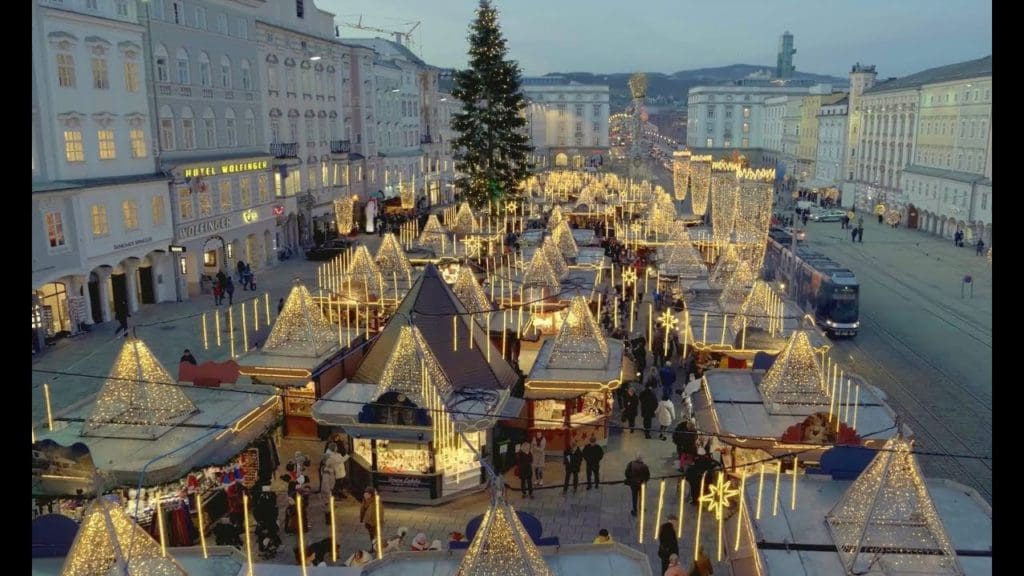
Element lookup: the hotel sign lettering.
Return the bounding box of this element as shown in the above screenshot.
[177,216,231,240]
[184,160,269,179]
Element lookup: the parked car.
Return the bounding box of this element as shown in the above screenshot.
[810,209,847,222]
[783,227,807,242]
[305,238,355,261]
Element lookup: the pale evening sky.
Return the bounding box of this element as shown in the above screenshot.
[318,0,991,79]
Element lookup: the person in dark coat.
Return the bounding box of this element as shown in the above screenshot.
[278,297,285,315]
[857,224,864,243]
[562,441,583,494]
[581,436,604,490]
[180,349,197,365]
[659,361,676,400]
[624,454,651,517]
[685,450,718,505]
[516,443,534,498]
[673,420,699,471]
[657,515,680,575]
[639,385,659,439]
[225,276,235,305]
[622,387,639,432]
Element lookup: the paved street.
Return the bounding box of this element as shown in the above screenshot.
[801,216,992,502]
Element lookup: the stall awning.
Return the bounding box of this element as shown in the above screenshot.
[498,397,525,419]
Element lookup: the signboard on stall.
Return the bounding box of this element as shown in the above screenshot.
[239,448,260,488]
[373,472,439,499]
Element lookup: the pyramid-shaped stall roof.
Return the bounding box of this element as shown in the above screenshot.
[60,495,188,576]
[375,232,412,278]
[718,259,757,309]
[551,220,579,258]
[374,324,453,406]
[261,280,340,359]
[825,436,965,576]
[541,238,569,279]
[453,265,494,320]
[455,494,554,576]
[452,202,478,233]
[346,245,384,298]
[521,246,561,291]
[353,264,518,393]
[418,214,447,252]
[759,331,831,411]
[546,205,564,230]
[82,338,199,439]
[548,295,609,369]
[733,280,775,331]
[659,224,706,278]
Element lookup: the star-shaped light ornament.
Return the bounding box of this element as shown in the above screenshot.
[462,236,484,259]
[506,201,518,214]
[700,473,741,521]
[658,310,679,330]
[621,268,638,286]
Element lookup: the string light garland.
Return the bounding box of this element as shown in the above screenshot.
[262,280,339,358]
[710,163,741,245]
[718,260,757,309]
[375,233,412,278]
[400,180,416,209]
[521,246,561,291]
[453,266,495,324]
[83,338,198,438]
[541,238,569,279]
[333,196,356,236]
[548,295,609,369]
[734,168,776,271]
[376,325,454,406]
[671,148,688,200]
[689,155,713,216]
[454,494,553,576]
[825,436,965,575]
[759,331,832,411]
[346,245,384,299]
[734,280,776,331]
[550,220,579,259]
[419,214,448,254]
[60,494,188,576]
[453,202,479,233]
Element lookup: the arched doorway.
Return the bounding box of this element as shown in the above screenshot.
[245,233,258,268]
[572,155,584,168]
[201,236,227,277]
[554,153,568,167]
[264,229,273,266]
[906,204,919,229]
[36,282,70,335]
[137,252,159,305]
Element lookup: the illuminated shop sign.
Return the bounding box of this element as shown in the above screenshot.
[242,209,259,223]
[183,160,269,179]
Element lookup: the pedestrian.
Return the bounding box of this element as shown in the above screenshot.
[225,276,235,305]
[359,488,380,541]
[675,420,699,472]
[624,453,651,517]
[840,215,848,229]
[976,238,985,256]
[593,528,613,544]
[622,387,639,432]
[410,532,430,552]
[664,553,687,576]
[689,545,715,576]
[659,361,676,400]
[582,436,604,490]
[562,440,582,494]
[857,216,864,228]
[114,309,130,337]
[278,297,285,315]
[516,442,534,498]
[656,394,675,440]
[954,230,962,247]
[657,515,680,575]
[532,431,547,486]
[180,348,197,365]
[685,449,718,505]
[236,260,247,285]
[850,226,857,243]
[857,225,864,243]
[213,282,223,305]
[640,384,658,439]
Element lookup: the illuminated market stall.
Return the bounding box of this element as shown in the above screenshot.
[236,279,350,438]
[726,438,990,576]
[693,331,902,470]
[312,265,517,504]
[521,295,624,450]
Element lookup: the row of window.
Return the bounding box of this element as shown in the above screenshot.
[706,106,752,120]
[915,147,986,174]
[153,0,249,40]
[704,137,751,148]
[177,175,271,221]
[154,46,252,91]
[157,107,257,151]
[56,52,140,92]
[49,197,166,246]
[265,64,336,99]
[64,127,147,162]
[925,87,990,106]
[920,116,989,140]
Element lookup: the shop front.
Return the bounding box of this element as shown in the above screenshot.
[168,156,277,299]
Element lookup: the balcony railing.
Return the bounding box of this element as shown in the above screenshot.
[330,140,352,154]
[270,142,299,158]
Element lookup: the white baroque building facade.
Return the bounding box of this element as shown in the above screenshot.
[143,0,278,298]
[32,0,175,342]
[813,96,848,186]
[521,77,609,168]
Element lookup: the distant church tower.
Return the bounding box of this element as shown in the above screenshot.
[776,31,796,79]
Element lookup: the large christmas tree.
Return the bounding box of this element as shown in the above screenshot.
[451,0,533,212]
